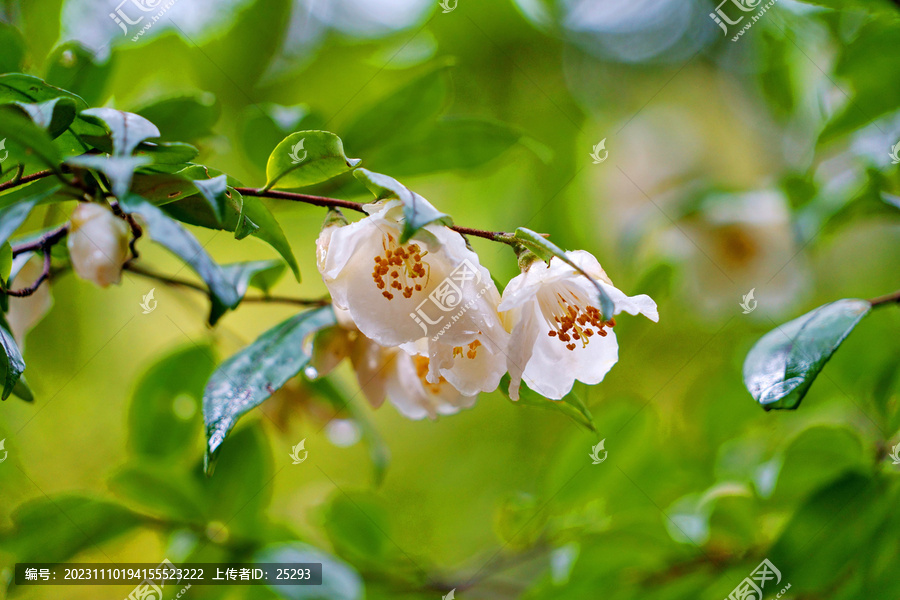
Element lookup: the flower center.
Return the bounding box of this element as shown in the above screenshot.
[540,285,614,351]
[371,235,429,300]
[452,339,482,359]
[414,355,445,394]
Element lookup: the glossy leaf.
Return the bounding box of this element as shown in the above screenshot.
[514,227,616,320]
[203,306,337,470]
[192,174,228,224]
[743,299,871,410]
[120,195,240,320]
[66,154,151,199]
[0,181,62,247]
[255,542,364,600]
[353,167,452,243]
[499,374,597,434]
[81,107,160,157]
[12,97,77,139]
[0,105,63,168]
[0,313,25,401]
[265,131,360,190]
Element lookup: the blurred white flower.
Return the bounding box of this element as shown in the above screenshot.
[66,203,130,287]
[6,256,53,348]
[499,250,657,400]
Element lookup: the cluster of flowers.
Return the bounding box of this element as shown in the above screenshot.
[311,199,659,420]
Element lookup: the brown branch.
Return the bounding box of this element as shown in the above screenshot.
[869,289,900,308]
[124,263,331,307]
[235,186,519,245]
[2,227,69,297]
[0,168,54,193]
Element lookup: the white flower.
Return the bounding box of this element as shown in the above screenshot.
[316,200,509,390]
[309,307,477,420]
[498,250,658,400]
[6,256,53,348]
[66,203,130,287]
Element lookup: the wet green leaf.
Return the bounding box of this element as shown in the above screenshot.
[743,299,871,409]
[203,306,336,470]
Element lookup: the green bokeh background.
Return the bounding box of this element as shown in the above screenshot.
[2,0,900,598]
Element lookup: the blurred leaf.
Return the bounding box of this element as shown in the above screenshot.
[135,93,221,142]
[514,228,615,319]
[305,377,390,485]
[45,42,113,106]
[203,306,336,471]
[773,426,867,505]
[11,97,77,138]
[0,105,63,168]
[265,131,361,190]
[743,299,871,409]
[109,464,206,524]
[209,260,288,325]
[241,104,325,170]
[353,167,452,243]
[120,194,240,321]
[255,542,364,600]
[0,313,25,400]
[129,344,215,461]
[66,154,152,199]
[343,66,450,152]
[499,374,596,435]
[373,117,524,176]
[0,496,143,563]
[322,491,391,567]
[0,23,26,73]
[197,425,274,536]
[494,492,547,550]
[82,107,161,157]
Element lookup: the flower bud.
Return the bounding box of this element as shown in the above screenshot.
[67,203,130,287]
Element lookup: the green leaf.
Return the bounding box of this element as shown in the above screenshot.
[135,93,221,142]
[109,464,206,524]
[192,174,228,224]
[0,181,62,248]
[305,377,391,485]
[45,42,113,106]
[0,74,86,107]
[255,542,364,600]
[372,117,524,176]
[120,195,240,320]
[129,344,215,461]
[11,378,34,403]
[203,306,337,471]
[343,66,450,152]
[743,299,872,410]
[514,227,616,320]
[0,23,26,73]
[11,97,77,139]
[208,259,288,325]
[135,141,200,165]
[0,313,25,400]
[499,373,597,434]
[265,130,360,190]
[81,107,160,157]
[66,154,151,199]
[322,491,391,566]
[0,105,63,168]
[0,495,143,563]
[353,167,452,243]
[240,103,325,170]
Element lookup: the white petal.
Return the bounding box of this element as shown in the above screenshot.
[523,329,619,400]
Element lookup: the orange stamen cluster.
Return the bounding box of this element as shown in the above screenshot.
[414,355,444,395]
[371,235,428,300]
[546,294,615,351]
[452,339,482,360]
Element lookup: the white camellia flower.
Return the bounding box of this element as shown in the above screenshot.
[317,199,509,391]
[309,307,478,420]
[499,250,658,400]
[66,203,130,287]
[6,256,53,348]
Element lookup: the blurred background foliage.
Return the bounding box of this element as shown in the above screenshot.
[1,0,900,598]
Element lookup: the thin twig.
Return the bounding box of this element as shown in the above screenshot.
[869,289,900,308]
[0,168,54,193]
[11,224,69,257]
[124,263,331,307]
[235,186,520,245]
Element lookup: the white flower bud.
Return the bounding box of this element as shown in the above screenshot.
[66,203,130,287]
